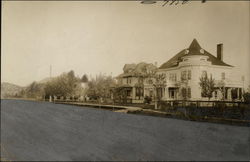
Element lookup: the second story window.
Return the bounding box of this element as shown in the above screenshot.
[126,77,132,84]
[138,77,143,84]
[221,72,225,80]
[147,78,153,84]
[169,73,176,81]
[181,71,187,81]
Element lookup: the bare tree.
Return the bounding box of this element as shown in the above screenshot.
[44,70,80,99]
[86,74,115,102]
[199,73,215,100]
[217,80,226,100]
[146,71,166,109]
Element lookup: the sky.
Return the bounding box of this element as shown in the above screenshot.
[1,1,250,87]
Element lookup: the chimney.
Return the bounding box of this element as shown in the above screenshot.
[217,44,223,61]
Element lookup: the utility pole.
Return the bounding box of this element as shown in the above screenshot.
[49,65,52,102]
[242,76,245,94]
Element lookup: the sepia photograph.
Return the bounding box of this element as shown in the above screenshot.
[1,0,250,161]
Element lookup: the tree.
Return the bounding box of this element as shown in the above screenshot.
[217,80,226,100]
[179,77,189,100]
[247,85,250,93]
[146,71,166,109]
[44,70,80,98]
[86,74,116,102]
[81,74,88,83]
[199,73,215,100]
[243,92,250,104]
[181,87,187,100]
[25,81,45,98]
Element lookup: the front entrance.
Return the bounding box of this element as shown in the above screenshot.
[168,87,178,100]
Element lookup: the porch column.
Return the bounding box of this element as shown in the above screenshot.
[132,87,136,100]
[228,88,232,101]
[143,88,147,97]
[237,88,240,100]
[165,87,169,100]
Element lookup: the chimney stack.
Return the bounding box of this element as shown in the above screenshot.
[217,44,223,61]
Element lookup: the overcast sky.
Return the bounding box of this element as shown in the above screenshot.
[2,1,250,87]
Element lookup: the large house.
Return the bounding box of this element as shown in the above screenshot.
[116,39,244,103]
[156,39,243,101]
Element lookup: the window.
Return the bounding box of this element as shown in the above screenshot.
[156,88,163,99]
[127,90,132,97]
[215,91,217,98]
[169,73,176,82]
[149,90,153,97]
[138,77,143,84]
[221,72,225,80]
[126,77,132,84]
[187,87,191,98]
[181,88,187,98]
[136,87,144,99]
[169,74,172,81]
[169,89,175,98]
[225,88,228,99]
[239,88,242,99]
[172,61,178,66]
[188,70,191,80]
[181,71,187,81]
[147,79,153,84]
[202,70,207,78]
[136,88,140,97]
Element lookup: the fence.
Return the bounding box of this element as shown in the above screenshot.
[157,100,250,120]
[158,100,245,108]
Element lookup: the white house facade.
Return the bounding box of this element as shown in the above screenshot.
[155,39,244,101]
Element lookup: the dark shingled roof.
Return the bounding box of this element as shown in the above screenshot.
[117,62,157,78]
[159,39,233,69]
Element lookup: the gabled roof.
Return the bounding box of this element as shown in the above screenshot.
[117,62,157,78]
[159,39,233,69]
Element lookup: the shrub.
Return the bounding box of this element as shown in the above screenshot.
[144,96,152,104]
[243,92,250,104]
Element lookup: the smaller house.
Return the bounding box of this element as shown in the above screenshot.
[115,62,157,103]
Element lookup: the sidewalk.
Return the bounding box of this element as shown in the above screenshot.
[54,101,250,126]
[54,101,142,113]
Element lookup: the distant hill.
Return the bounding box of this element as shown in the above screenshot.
[1,82,24,98]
